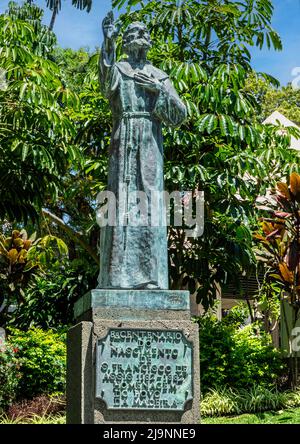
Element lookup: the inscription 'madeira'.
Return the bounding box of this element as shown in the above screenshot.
[96,329,193,411]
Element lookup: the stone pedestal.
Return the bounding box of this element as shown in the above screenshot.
[67,290,200,424]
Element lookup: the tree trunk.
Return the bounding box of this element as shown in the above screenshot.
[282,300,300,390]
[49,5,58,31]
[292,306,299,389]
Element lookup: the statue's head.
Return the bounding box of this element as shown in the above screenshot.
[123,22,152,55]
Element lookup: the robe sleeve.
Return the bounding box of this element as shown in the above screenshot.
[99,43,120,99]
[153,78,187,127]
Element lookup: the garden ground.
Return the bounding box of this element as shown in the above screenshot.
[1,407,300,424]
[202,407,300,424]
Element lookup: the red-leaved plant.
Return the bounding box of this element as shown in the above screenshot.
[255,172,300,389]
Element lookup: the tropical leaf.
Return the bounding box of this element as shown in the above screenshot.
[285,240,299,272]
[289,172,300,201]
[279,263,294,284]
[46,0,92,12]
[277,182,290,200]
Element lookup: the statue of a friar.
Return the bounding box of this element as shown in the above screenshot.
[97,11,187,290]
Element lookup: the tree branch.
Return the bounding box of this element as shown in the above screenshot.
[42,209,99,265]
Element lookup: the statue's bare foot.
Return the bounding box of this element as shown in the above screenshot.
[144,283,159,289]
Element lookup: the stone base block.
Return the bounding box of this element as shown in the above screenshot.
[67,317,200,424]
[66,321,93,424]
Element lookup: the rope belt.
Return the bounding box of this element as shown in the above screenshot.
[122,111,153,119]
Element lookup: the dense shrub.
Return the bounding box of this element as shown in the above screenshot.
[9,259,97,330]
[230,324,284,388]
[7,328,66,399]
[198,315,286,393]
[201,386,300,417]
[0,342,20,412]
[222,303,251,327]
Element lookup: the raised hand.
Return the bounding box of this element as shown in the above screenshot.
[102,11,119,41]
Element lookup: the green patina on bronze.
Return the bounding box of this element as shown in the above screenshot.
[97,12,187,290]
[96,328,193,411]
[74,289,190,319]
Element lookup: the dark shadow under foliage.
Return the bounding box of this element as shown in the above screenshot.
[7,395,65,420]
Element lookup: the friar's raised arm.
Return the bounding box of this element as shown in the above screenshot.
[153,78,187,128]
[99,11,120,99]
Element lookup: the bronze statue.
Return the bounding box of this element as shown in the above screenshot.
[98,11,187,290]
